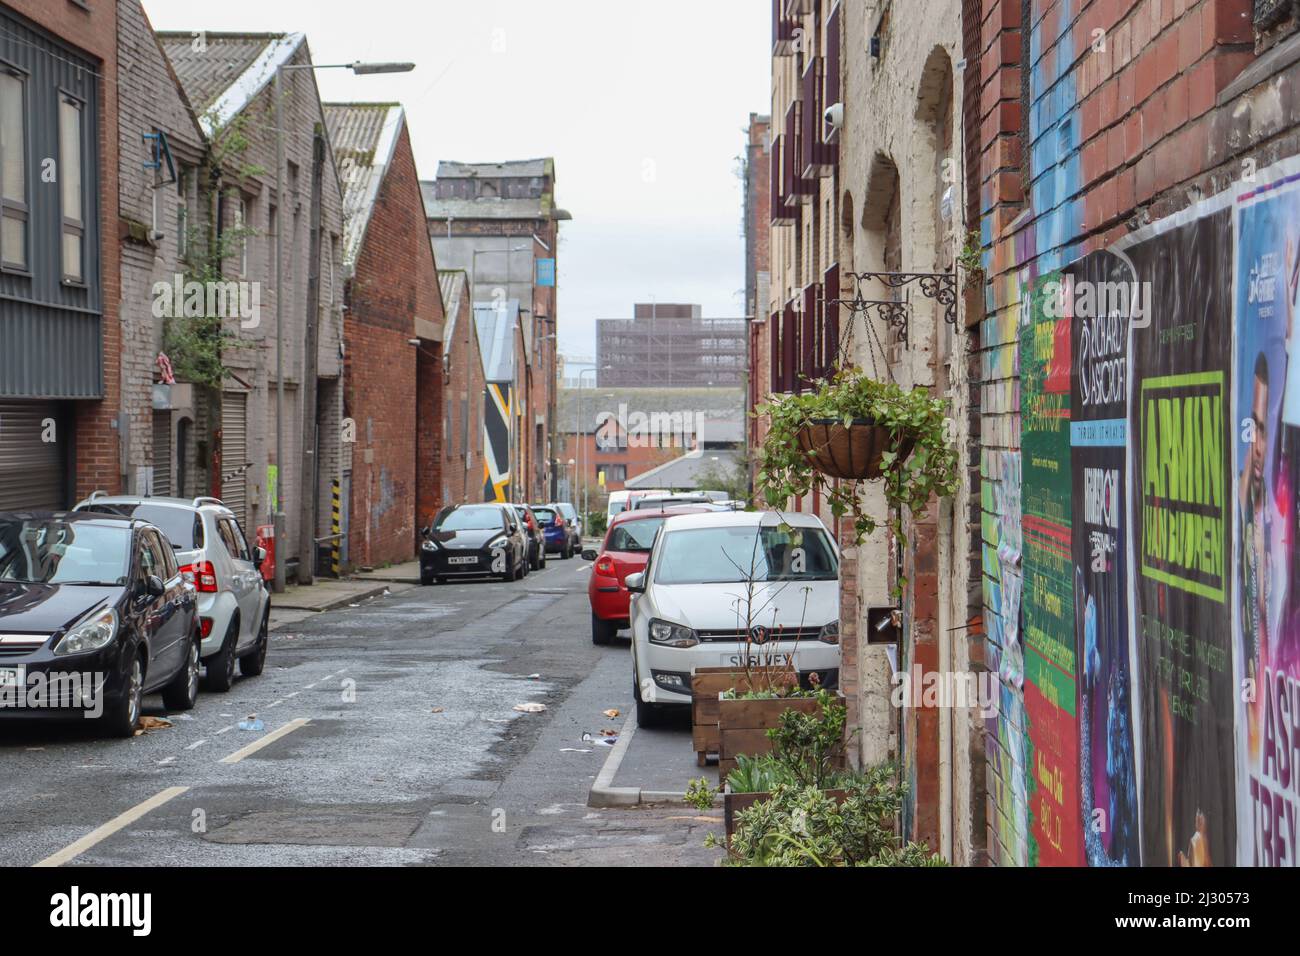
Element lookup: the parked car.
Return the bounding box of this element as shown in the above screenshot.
[0,512,201,737]
[514,505,547,571]
[420,503,528,584]
[554,502,583,542]
[581,506,711,644]
[75,494,270,691]
[632,494,718,511]
[606,490,632,523]
[625,510,841,727]
[532,504,576,559]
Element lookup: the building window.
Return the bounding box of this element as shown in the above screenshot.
[234,195,247,277]
[58,94,84,283]
[176,167,190,260]
[596,464,627,484]
[0,69,27,270]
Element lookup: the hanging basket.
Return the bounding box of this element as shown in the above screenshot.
[796,418,916,480]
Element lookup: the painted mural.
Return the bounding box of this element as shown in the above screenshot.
[482,382,512,502]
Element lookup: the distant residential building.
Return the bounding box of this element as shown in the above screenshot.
[595,304,748,388]
[325,102,445,570]
[423,159,569,503]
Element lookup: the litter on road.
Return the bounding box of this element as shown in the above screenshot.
[513,702,547,714]
[602,708,620,719]
[134,717,173,735]
[238,716,265,732]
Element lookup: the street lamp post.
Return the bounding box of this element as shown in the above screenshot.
[271,57,413,593]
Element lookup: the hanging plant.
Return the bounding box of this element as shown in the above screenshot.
[755,368,959,554]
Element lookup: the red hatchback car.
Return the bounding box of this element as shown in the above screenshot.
[582,506,710,644]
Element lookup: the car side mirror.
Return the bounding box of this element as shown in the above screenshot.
[581,549,597,561]
[625,572,646,593]
[139,575,166,600]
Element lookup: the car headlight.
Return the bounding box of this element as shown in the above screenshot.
[486,534,506,550]
[649,618,699,648]
[421,539,439,552]
[53,608,119,657]
[818,621,840,645]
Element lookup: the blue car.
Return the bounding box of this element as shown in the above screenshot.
[531,504,576,559]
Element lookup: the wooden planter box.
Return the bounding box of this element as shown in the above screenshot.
[691,667,796,767]
[717,696,821,780]
[724,788,850,845]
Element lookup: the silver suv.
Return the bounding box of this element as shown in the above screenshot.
[75,495,270,691]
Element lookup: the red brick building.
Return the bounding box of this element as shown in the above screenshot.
[436,270,486,509]
[326,103,445,569]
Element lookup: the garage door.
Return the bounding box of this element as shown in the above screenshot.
[152,411,172,497]
[221,392,248,527]
[0,402,65,512]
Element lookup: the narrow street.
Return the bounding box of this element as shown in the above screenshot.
[0,563,721,867]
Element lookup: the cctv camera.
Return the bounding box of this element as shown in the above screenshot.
[824,102,844,131]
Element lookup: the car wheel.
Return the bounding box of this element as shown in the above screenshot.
[562,541,573,560]
[162,634,201,711]
[204,618,238,692]
[104,652,144,739]
[239,610,269,678]
[436,576,448,585]
[592,613,618,645]
[633,670,664,728]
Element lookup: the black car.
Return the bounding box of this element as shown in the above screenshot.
[514,505,547,572]
[419,504,529,585]
[0,512,201,737]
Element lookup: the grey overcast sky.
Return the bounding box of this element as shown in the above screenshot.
[141,0,770,363]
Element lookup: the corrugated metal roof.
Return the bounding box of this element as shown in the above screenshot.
[323,103,404,271]
[557,387,745,435]
[474,301,519,383]
[625,449,744,491]
[157,32,303,133]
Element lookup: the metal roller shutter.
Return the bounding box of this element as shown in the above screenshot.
[221,392,248,527]
[152,411,172,497]
[0,401,64,512]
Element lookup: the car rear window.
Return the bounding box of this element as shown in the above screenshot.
[533,508,558,524]
[113,504,203,550]
[606,518,664,553]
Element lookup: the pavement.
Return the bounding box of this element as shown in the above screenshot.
[0,550,723,867]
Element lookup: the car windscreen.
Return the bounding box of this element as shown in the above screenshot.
[653,525,839,585]
[606,518,665,553]
[0,519,132,585]
[436,507,504,532]
[115,504,202,550]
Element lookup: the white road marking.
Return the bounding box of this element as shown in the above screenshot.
[156,757,176,766]
[285,692,299,699]
[267,699,283,708]
[35,786,189,867]
[214,725,234,736]
[185,739,207,751]
[218,718,310,765]
[304,682,318,689]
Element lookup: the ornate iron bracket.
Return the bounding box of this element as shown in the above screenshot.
[830,270,958,349]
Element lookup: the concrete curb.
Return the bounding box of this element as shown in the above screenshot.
[587,712,692,808]
[274,582,392,613]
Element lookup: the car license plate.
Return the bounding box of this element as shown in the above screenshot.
[448,556,478,566]
[728,654,790,668]
[0,666,25,689]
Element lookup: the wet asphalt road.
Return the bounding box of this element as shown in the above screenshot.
[0,558,722,867]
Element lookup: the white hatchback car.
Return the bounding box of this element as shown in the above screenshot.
[75,495,270,691]
[625,510,841,726]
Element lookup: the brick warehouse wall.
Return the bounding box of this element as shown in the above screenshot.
[115,0,205,498]
[972,0,1300,866]
[6,0,121,497]
[345,120,446,568]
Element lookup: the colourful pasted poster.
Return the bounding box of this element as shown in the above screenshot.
[1067,252,1140,866]
[1233,160,1300,867]
[1125,204,1236,867]
[1020,272,1084,866]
